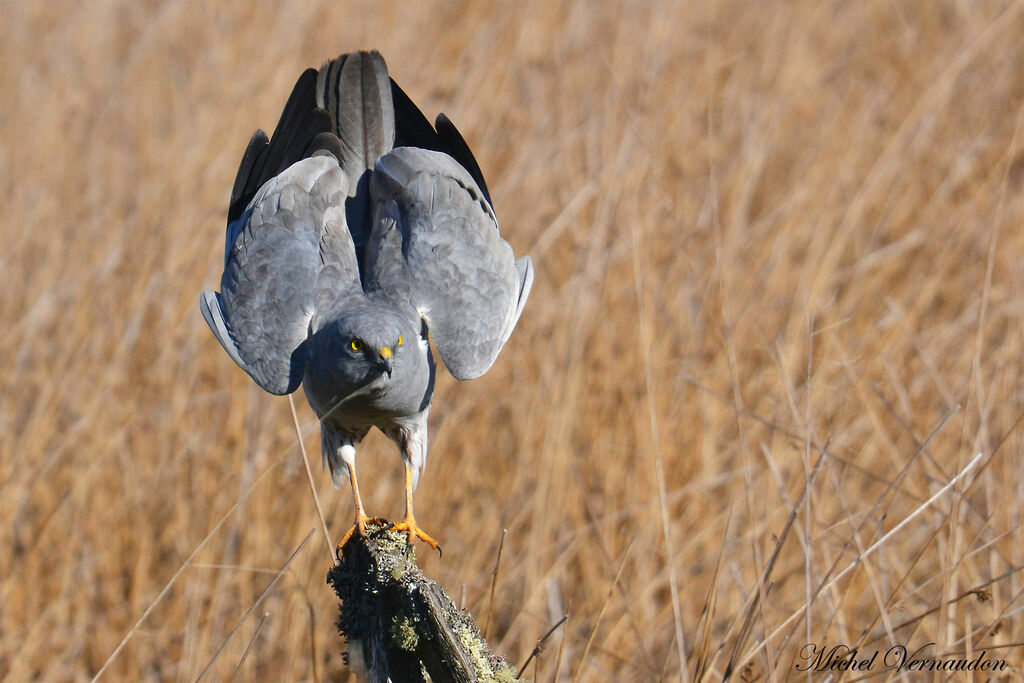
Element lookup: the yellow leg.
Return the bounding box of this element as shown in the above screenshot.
[336,459,386,555]
[390,462,441,555]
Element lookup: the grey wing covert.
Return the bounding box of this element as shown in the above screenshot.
[200,155,356,395]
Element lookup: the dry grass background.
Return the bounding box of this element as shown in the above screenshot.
[4,0,1024,680]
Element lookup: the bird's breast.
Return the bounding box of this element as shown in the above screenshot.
[302,355,432,429]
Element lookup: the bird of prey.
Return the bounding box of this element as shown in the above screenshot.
[200,51,533,553]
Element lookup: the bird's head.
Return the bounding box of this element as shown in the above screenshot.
[317,303,417,389]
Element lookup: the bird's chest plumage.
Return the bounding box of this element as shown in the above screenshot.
[302,335,434,431]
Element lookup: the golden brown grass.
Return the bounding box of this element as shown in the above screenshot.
[4,1,1024,680]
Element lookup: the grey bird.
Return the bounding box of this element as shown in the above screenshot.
[200,51,533,552]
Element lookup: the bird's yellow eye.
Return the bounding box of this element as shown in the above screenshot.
[397,334,403,347]
[350,338,364,352]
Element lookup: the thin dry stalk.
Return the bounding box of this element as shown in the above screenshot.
[517,614,568,679]
[196,529,314,681]
[228,612,268,683]
[551,614,569,683]
[484,527,507,641]
[571,465,655,671]
[572,544,632,683]
[303,592,321,683]
[692,511,731,682]
[628,165,687,682]
[863,565,1024,648]
[742,452,985,668]
[775,406,961,657]
[288,394,336,565]
[91,453,289,681]
[719,449,827,678]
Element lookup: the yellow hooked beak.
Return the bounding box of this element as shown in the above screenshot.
[378,347,393,377]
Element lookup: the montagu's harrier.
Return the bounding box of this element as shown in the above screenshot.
[200,51,533,553]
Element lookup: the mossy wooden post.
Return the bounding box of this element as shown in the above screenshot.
[327,524,519,682]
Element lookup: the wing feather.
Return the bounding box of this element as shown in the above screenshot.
[227,69,334,227]
[202,155,357,394]
[368,147,531,379]
[390,79,493,207]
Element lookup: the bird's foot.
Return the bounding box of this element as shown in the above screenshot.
[390,515,442,557]
[336,514,389,556]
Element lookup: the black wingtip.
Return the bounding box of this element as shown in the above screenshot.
[435,113,493,208]
[389,76,494,208]
[226,68,334,226]
[391,77,440,149]
[227,129,269,225]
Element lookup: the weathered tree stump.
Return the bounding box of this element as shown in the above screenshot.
[327,523,519,682]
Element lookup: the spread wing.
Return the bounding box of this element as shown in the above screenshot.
[202,51,395,394]
[201,155,359,394]
[366,147,533,380]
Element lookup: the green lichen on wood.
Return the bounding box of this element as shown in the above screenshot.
[391,615,419,651]
[455,622,518,681]
[327,523,520,682]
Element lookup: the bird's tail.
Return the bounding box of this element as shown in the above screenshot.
[316,51,395,246]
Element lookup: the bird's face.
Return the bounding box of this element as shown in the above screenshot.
[320,308,418,391]
[341,326,406,380]
[304,299,433,419]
